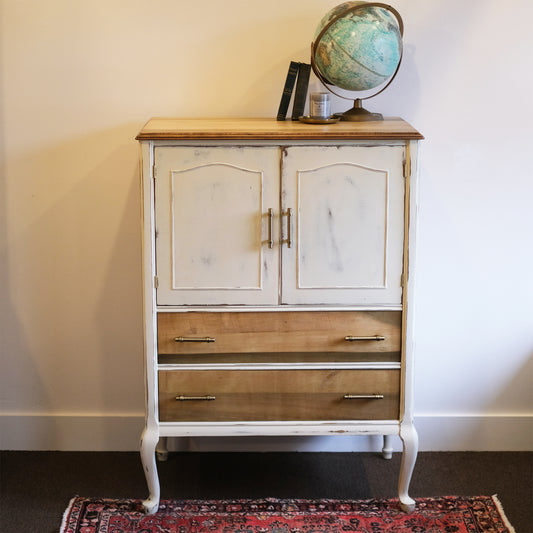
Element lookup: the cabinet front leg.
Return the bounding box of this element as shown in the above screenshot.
[140,426,160,514]
[398,422,418,512]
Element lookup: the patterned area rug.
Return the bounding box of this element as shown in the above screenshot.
[60,495,515,533]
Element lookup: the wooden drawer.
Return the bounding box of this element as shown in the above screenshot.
[158,369,400,422]
[157,311,401,355]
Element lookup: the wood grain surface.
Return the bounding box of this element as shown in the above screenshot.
[159,369,400,421]
[136,117,423,141]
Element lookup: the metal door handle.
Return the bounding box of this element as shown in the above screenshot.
[268,208,274,249]
[283,208,293,248]
[345,335,385,342]
[175,336,215,343]
[344,394,384,400]
[175,395,216,401]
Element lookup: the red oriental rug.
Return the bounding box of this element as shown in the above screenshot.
[60,495,515,533]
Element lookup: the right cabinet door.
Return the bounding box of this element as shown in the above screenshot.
[281,145,405,305]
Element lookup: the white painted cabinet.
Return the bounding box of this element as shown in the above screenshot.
[137,118,422,516]
[154,144,404,306]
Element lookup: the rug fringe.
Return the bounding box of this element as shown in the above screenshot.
[59,496,78,533]
[491,494,516,533]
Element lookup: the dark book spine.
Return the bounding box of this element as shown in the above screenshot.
[291,63,311,120]
[277,61,300,121]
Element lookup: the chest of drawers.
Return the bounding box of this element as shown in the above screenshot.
[136,118,422,514]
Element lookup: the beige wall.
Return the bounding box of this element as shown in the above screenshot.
[1,0,532,451]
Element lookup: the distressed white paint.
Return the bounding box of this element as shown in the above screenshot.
[158,362,401,371]
[397,141,419,508]
[169,163,263,290]
[154,146,280,305]
[155,144,405,307]
[139,132,419,513]
[1,413,531,452]
[157,420,401,436]
[281,145,405,305]
[297,162,389,289]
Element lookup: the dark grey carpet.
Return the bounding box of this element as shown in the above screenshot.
[1,451,531,532]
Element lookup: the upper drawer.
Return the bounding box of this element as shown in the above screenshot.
[157,311,401,355]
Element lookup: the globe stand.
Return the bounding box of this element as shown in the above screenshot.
[336,99,383,122]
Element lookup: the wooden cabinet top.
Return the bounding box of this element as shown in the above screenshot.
[136,117,423,141]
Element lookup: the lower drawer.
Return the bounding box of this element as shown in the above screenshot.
[158,369,399,422]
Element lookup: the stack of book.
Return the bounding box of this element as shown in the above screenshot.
[277,61,311,121]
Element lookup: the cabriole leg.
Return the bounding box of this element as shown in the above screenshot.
[398,423,418,512]
[140,426,160,514]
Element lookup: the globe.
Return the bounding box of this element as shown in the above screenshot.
[311,1,403,120]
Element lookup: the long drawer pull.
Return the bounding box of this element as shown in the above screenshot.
[175,395,216,401]
[175,336,215,343]
[345,335,385,342]
[344,394,384,400]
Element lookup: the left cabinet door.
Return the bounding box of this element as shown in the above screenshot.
[154,146,280,306]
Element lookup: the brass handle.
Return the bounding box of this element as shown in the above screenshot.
[283,208,293,248]
[344,394,384,400]
[175,336,215,343]
[345,335,385,342]
[175,395,216,401]
[268,208,274,249]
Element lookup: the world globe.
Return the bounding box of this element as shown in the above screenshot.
[311,1,404,120]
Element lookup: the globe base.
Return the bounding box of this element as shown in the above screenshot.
[336,99,383,122]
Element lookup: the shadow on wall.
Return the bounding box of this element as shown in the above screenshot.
[1,115,52,428]
[1,124,145,448]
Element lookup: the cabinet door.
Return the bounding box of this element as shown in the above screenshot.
[281,145,405,305]
[154,146,279,305]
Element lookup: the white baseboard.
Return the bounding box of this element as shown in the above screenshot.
[0,413,145,451]
[414,414,533,452]
[1,413,531,452]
